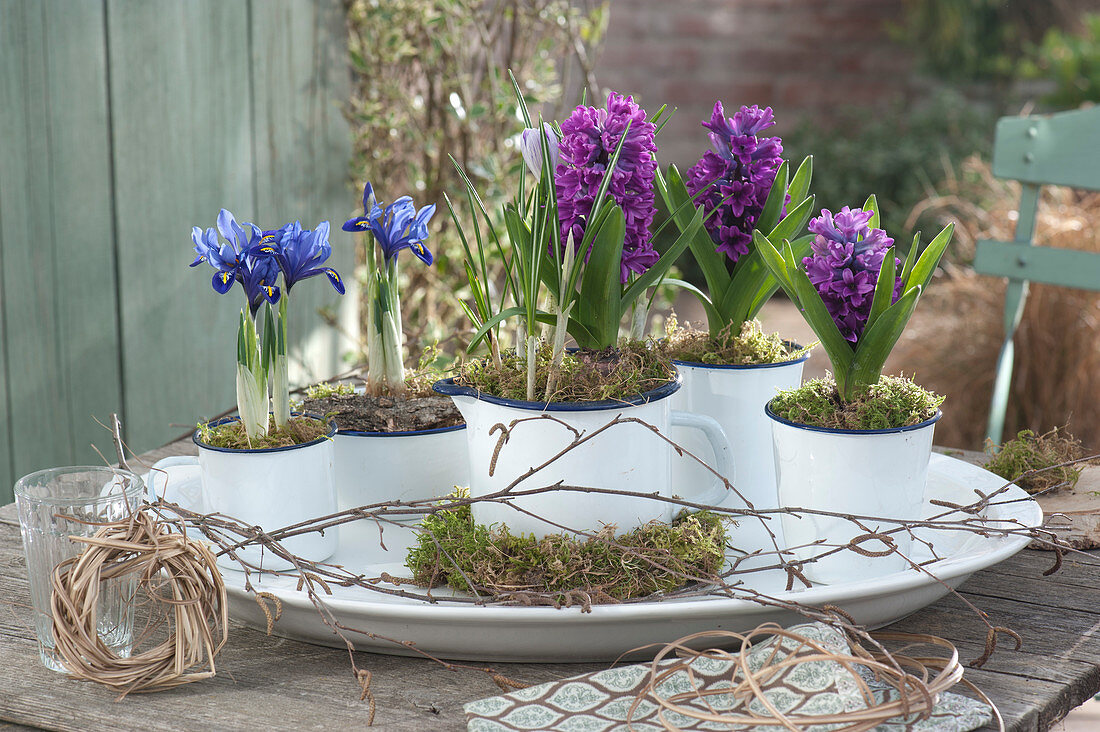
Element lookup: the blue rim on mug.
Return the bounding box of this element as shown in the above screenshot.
[193,412,337,453]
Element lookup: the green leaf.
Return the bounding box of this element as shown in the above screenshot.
[756,161,790,234]
[863,194,880,230]
[751,230,797,297]
[565,315,600,350]
[788,155,813,206]
[906,223,954,292]
[262,304,276,372]
[864,247,897,335]
[766,194,815,244]
[901,230,920,285]
[663,278,723,335]
[467,306,538,350]
[237,311,248,368]
[508,69,532,128]
[660,165,730,300]
[845,286,921,396]
[577,204,626,348]
[622,204,705,309]
[722,233,814,324]
[449,155,513,297]
[784,261,854,376]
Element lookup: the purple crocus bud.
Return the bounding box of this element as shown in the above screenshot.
[520,122,560,180]
[802,206,901,343]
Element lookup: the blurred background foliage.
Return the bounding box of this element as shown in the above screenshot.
[342,0,607,367]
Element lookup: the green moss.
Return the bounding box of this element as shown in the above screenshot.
[660,318,813,366]
[769,376,943,431]
[984,428,1087,495]
[196,415,331,450]
[405,501,727,601]
[305,381,355,399]
[455,340,674,402]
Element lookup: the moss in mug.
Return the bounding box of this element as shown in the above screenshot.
[455,339,674,403]
[305,381,355,399]
[769,376,943,431]
[984,427,1089,494]
[659,317,813,366]
[197,415,331,450]
[405,499,727,601]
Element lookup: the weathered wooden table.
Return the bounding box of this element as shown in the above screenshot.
[1,444,1098,731]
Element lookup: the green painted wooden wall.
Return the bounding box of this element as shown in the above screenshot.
[0,0,356,503]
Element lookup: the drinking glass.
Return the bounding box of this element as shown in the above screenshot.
[14,466,144,671]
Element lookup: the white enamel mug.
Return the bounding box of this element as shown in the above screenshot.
[434,374,733,538]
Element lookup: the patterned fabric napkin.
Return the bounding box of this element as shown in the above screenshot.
[464,623,992,731]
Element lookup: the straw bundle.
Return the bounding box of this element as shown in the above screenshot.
[50,508,228,698]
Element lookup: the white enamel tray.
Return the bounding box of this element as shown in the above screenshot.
[152,453,1040,662]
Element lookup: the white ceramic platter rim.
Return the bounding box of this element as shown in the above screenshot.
[195,453,1040,624]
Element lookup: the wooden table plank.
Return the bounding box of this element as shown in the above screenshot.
[2,468,1099,730]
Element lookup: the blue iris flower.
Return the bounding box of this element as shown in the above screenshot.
[253,220,344,295]
[191,208,281,316]
[342,182,435,265]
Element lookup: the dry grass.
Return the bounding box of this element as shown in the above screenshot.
[889,156,1100,451]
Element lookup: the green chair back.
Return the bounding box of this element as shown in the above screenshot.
[973,106,1100,445]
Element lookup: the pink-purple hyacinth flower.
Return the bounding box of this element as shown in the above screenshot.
[803,207,902,343]
[555,92,658,282]
[686,103,784,263]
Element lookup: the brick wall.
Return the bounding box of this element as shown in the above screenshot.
[596,0,919,168]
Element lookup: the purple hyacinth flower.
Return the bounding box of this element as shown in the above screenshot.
[686,102,785,264]
[802,206,902,343]
[555,92,658,283]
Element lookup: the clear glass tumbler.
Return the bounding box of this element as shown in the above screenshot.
[14,466,145,672]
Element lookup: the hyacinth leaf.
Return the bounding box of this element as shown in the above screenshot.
[663,278,722,327]
[765,194,815,245]
[576,204,626,348]
[755,231,854,376]
[865,246,897,334]
[659,165,730,303]
[906,223,955,292]
[755,160,790,235]
[720,253,774,330]
[863,194,880,230]
[787,155,813,207]
[621,203,705,309]
[789,267,854,377]
[902,230,921,285]
[751,230,796,295]
[846,285,921,396]
[566,201,615,297]
[732,233,815,323]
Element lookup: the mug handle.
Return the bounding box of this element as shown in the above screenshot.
[670,411,734,508]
